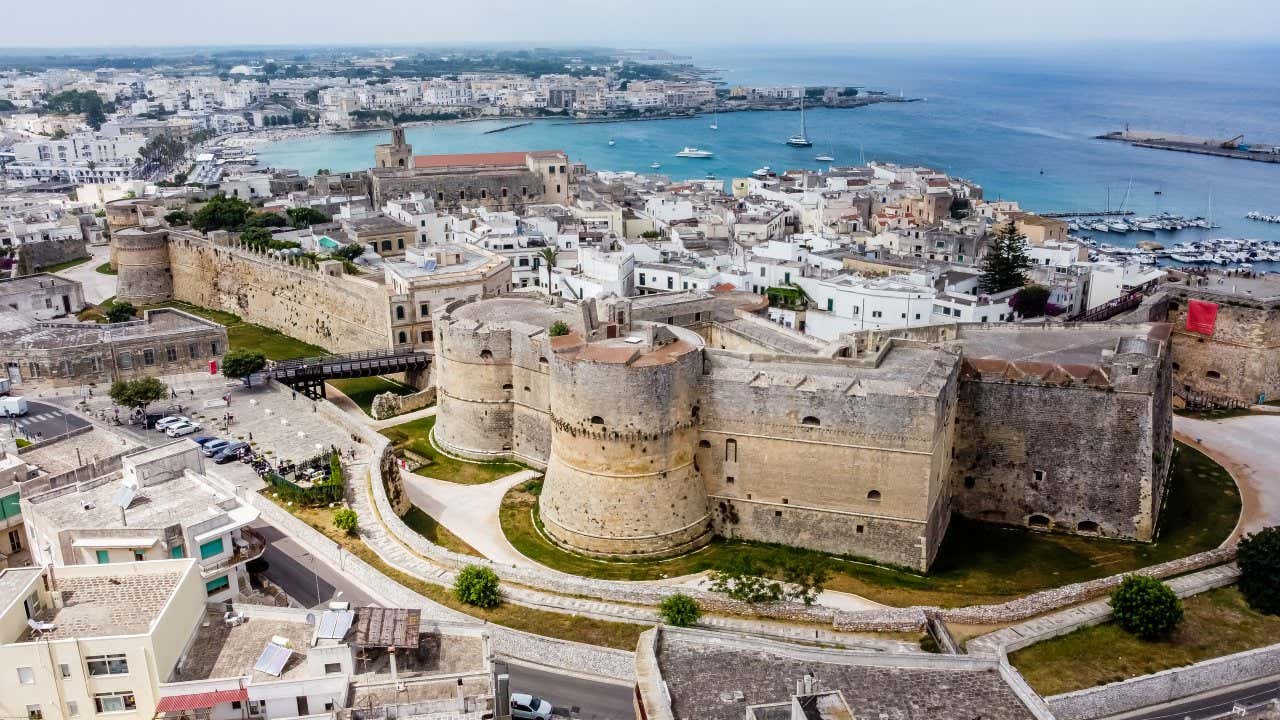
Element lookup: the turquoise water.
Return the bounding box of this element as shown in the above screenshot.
[259,44,1280,245]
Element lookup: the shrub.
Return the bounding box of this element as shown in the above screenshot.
[548,321,570,337]
[1238,526,1280,614]
[658,593,702,627]
[1011,284,1052,318]
[105,300,137,324]
[454,565,501,609]
[1110,575,1183,640]
[333,508,358,535]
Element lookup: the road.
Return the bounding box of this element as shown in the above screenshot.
[501,662,635,720]
[252,522,378,609]
[4,400,91,441]
[1116,678,1280,720]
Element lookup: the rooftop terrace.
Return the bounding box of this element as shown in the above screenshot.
[173,608,314,682]
[21,570,183,641]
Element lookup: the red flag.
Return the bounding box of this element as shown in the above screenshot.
[1186,299,1218,336]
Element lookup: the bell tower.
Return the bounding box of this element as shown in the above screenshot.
[374,126,413,169]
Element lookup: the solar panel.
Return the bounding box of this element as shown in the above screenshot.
[112,484,137,510]
[253,643,292,677]
[422,259,437,271]
[316,610,354,640]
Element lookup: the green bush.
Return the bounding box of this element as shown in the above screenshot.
[333,508,358,535]
[658,593,702,627]
[453,565,502,609]
[549,321,570,337]
[1110,575,1183,640]
[1238,526,1280,614]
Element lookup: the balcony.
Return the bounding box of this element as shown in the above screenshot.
[200,527,266,576]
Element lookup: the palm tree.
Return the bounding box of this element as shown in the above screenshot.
[537,246,558,295]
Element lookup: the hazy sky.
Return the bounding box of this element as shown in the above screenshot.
[4,0,1279,48]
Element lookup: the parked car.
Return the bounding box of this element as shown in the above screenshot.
[509,694,553,720]
[213,441,250,464]
[201,439,232,457]
[165,422,202,438]
[155,415,192,431]
[192,436,219,446]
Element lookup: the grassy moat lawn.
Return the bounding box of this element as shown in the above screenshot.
[380,416,525,485]
[496,442,1240,608]
[327,376,417,416]
[144,301,328,360]
[1010,586,1280,696]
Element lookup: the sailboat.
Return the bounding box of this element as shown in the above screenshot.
[786,91,812,147]
[814,148,835,162]
[709,108,718,131]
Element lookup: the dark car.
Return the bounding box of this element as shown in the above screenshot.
[201,439,232,457]
[192,436,219,446]
[213,441,250,464]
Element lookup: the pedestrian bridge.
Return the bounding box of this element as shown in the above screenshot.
[269,348,431,399]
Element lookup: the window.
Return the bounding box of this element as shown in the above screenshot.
[1206,370,1221,379]
[725,438,737,462]
[419,302,430,317]
[1033,469,1045,482]
[397,238,405,250]
[963,476,975,489]
[667,277,673,289]
[93,692,136,714]
[801,416,820,427]
[117,352,132,369]
[774,510,783,517]
[188,342,200,359]
[396,331,407,344]
[1077,520,1100,533]
[60,664,71,678]
[199,538,225,559]
[205,575,230,593]
[90,355,101,372]
[726,476,735,484]
[210,341,221,355]
[18,666,35,685]
[827,298,833,311]
[590,415,604,425]
[420,330,432,342]
[96,550,109,564]
[871,310,882,318]
[26,705,41,720]
[866,490,882,502]
[324,662,342,674]
[133,550,145,562]
[856,524,865,534]
[170,544,185,559]
[480,349,493,360]
[86,654,129,676]
[67,702,78,718]
[395,306,405,320]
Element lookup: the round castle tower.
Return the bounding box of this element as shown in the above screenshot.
[112,227,174,305]
[540,322,711,558]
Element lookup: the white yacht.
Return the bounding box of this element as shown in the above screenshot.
[709,109,719,131]
[786,92,813,147]
[814,151,835,162]
[607,139,616,146]
[751,166,772,178]
[675,147,714,158]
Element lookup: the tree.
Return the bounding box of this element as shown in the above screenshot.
[245,211,288,228]
[979,222,1033,294]
[548,321,570,337]
[286,206,330,228]
[164,210,191,226]
[333,508,359,536]
[105,300,137,323]
[331,243,364,261]
[1110,575,1183,640]
[1011,284,1052,318]
[191,194,252,233]
[1238,526,1280,615]
[537,246,558,292]
[221,348,267,386]
[658,593,702,627]
[109,377,168,417]
[453,565,501,609]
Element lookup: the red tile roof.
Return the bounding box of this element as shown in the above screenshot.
[156,690,248,713]
[412,151,528,169]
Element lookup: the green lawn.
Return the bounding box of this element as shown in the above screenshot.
[498,442,1241,607]
[95,262,117,275]
[328,376,417,416]
[1011,586,1280,696]
[40,256,91,273]
[144,300,328,360]
[401,505,480,556]
[380,416,525,485]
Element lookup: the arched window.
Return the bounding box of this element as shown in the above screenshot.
[395,306,405,320]
[480,349,493,360]
[590,416,604,425]
[866,490,881,502]
[538,356,548,365]
[1028,514,1051,528]
[1077,520,1100,533]
[801,416,820,427]
[698,439,711,448]
[501,383,513,390]
[725,438,737,462]
[397,331,407,344]
[1206,370,1221,379]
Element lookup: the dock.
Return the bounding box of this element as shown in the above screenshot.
[483,122,532,134]
[1041,210,1134,218]
[1097,130,1280,164]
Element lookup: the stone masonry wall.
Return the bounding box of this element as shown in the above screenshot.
[19,237,89,275]
[1165,292,1280,404]
[167,232,392,352]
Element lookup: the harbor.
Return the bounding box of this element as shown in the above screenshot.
[1096,129,1280,164]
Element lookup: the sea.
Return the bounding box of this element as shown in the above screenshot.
[258,43,1280,254]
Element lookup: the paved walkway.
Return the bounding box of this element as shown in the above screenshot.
[1175,414,1280,540]
[50,244,114,304]
[400,467,544,569]
[321,384,437,431]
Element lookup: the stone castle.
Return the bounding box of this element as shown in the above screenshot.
[432,291,1174,571]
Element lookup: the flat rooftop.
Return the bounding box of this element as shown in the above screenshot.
[448,296,573,330]
[26,469,253,537]
[658,634,1035,720]
[19,426,138,477]
[0,272,78,297]
[174,609,314,682]
[384,245,504,281]
[709,342,956,399]
[0,308,221,350]
[22,571,183,641]
[949,323,1164,366]
[0,567,41,606]
[345,214,413,235]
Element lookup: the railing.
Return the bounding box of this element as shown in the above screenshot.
[200,526,266,575]
[1073,290,1144,322]
[269,348,432,381]
[1175,386,1250,411]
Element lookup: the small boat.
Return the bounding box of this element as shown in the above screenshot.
[675,147,714,158]
[705,172,718,180]
[649,162,662,169]
[607,140,616,146]
[814,152,835,162]
[709,109,719,131]
[751,166,772,178]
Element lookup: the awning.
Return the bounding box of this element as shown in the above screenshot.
[71,537,158,549]
[155,689,247,713]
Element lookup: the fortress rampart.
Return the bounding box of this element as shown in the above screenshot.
[1160,286,1280,405]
